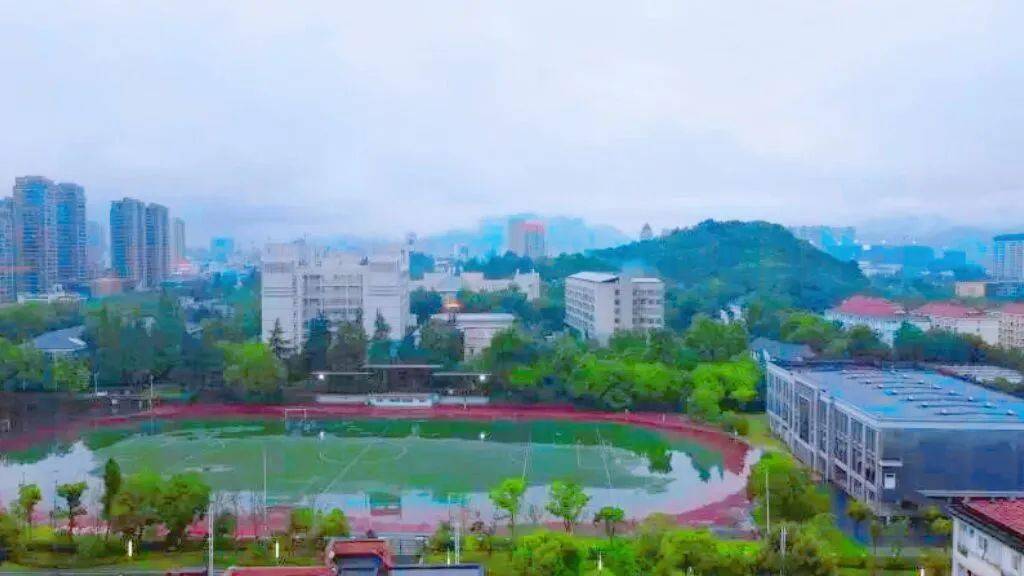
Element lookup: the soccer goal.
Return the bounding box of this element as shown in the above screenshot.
[283,408,308,428]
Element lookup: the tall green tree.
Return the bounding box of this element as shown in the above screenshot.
[683,316,748,362]
[101,458,122,537]
[511,531,581,576]
[326,320,368,371]
[545,480,590,534]
[303,314,331,372]
[419,319,463,367]
[593,506,624,540]
[267,319,288,359]
[489,477,527,539]
[16,483,42,532]
[110,471,163,543]
[410,289,443,325]
[56,482,88,540]
[157,473,211,547]
[221,341,286,396]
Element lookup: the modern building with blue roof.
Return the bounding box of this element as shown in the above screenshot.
[765,362,1024,517]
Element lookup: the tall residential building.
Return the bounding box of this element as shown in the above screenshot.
[564,272,665,343]
[12,176,58,295]
[0,199,15,302]
[640,223,653,241]
[171,217,186,269]
[507,218,546,259]
[54,182,87,284]
[86,220,106,276]
[261,241,410,351]
[210,237,235,263]
[110,198,147,287]
[993,233,1024,281]
[145,203,169,286]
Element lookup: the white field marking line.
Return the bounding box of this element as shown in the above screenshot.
[318,424,391,496]
[521,431,532,480]
[595,427,613,489]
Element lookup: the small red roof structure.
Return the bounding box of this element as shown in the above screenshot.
[327,538,394,569]
[832,295,904,318]
[951,499,1024,550]
[1002,302,1024,316]
[912,301,986,319]
[223,567,333,576]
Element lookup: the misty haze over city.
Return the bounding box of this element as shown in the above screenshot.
[2,1,1023,246]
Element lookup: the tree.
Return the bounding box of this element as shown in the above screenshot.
[16,483,42,532]
[687,359,760,421]
[683,315,748,362]
[327,320,368,371]
[489,477,527,538]
[101,458,123,535]
[869,519,884,566]
[158,472,211,547]
[56,482,88,540]
[50,358,90,392]
[0,510,21,565]
[845,325,890,360]
[410,288,443,325]
[289,507,314,545]
[268,319,288,359]
[846,499,872,539]
[511,531,581,576]
[221,341,286,396]
[747,452,829,524]
[419,319,463,367]
[756,523,837,576]
[593,506,624,540]
[303,314,331,372]
[372,310,391,341]
[544,480,590,534]
[318,508,350,540]
[110,471,163,543]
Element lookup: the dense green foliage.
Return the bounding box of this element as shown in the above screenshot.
[747,451,830,524]
[0,302,82,342]
[480,323,760,419]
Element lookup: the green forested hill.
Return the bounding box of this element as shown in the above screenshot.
[594,220,866,307]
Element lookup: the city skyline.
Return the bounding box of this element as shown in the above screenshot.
[1,2,1022,244]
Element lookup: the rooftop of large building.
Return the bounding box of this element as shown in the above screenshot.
[1002,302,1024,315]
[994,233,1024,242]
[911,301,988,319]
[829,295,904,318]
[782,364,1024,425]
[567,271,619,283]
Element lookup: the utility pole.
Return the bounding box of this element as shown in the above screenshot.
[262,447,268,539]
[207,494,215,576]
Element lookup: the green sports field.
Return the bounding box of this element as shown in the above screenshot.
[1,417,751,529]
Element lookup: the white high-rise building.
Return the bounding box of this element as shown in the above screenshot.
[564,272,665,343]
[261,241,411,351]
[994,233,1024,281]
[507,217,546,259]
[171,217,186,270]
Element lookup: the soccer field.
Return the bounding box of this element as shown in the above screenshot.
[3,416,752,528]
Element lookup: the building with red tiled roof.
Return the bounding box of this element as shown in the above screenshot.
[999,303,1024,351]
[950,499,1024,576]
[911,302,1000,346]
[223,567,334,576]
[825,295,907,345]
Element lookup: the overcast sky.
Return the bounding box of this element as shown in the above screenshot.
[1,1,1021,245]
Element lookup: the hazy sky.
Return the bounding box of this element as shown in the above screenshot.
[1,1,1021,245]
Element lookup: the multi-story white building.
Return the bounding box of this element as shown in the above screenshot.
[429,312,516,357]
[825,295,907,345]
[999,303,1024,351]
[261,241,411,351]
[411,270,541,301]
[911,302,1000,346]
[0,199,14,303]
[950,499,1024,576]
[994,233,1024,281]
[564,272,664,343]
